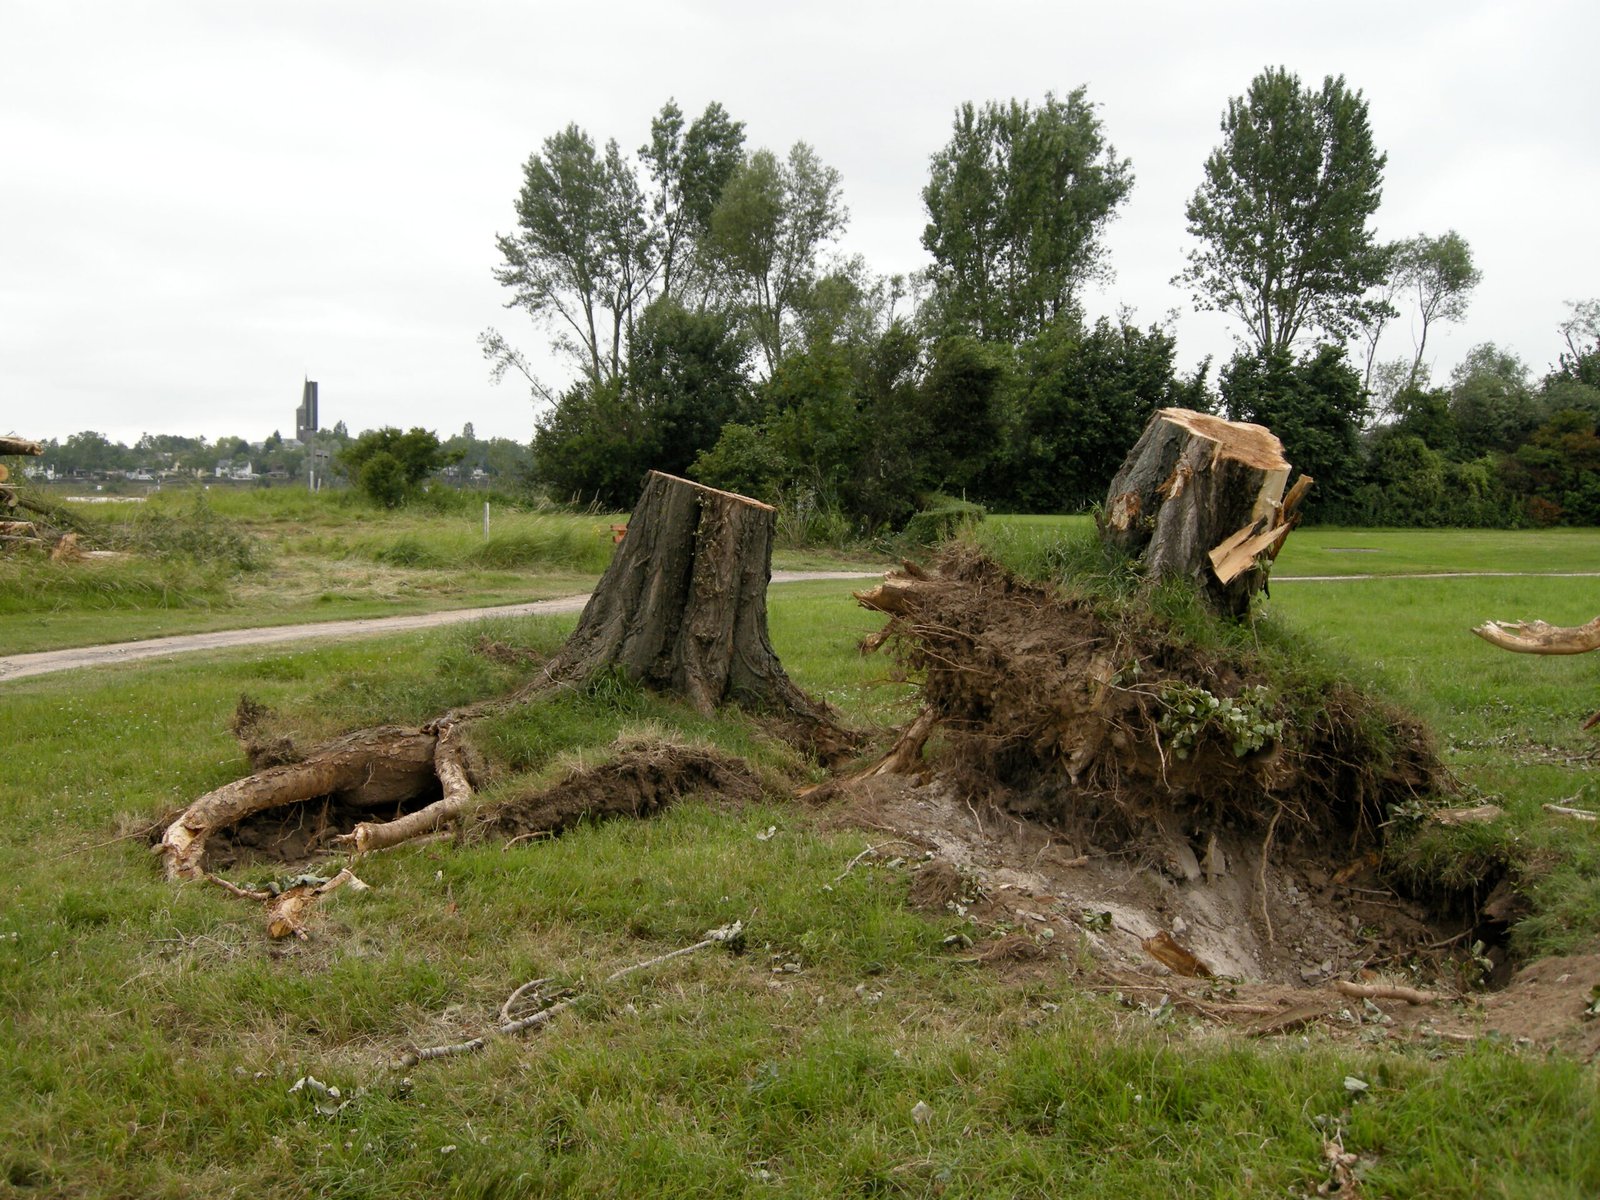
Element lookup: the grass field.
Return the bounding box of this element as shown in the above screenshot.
[2,516,1599,1195]
[0,488,878,655]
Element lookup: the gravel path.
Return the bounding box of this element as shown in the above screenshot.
[0,570,883,682]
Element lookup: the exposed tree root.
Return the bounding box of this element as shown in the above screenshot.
[159,727,440,880]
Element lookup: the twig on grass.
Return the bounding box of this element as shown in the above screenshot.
[1543,802,1598,822]
[396,921,745,1069]
[831,840,919,885]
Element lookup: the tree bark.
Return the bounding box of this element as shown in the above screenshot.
[541,471,842,739]
[1103,408,1304,616]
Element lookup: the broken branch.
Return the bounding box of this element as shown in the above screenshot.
[396,920,745,1068]
[1472,616,1600,655]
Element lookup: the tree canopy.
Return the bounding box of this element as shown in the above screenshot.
[922,91,1133,344]
[1180,67,1387,357]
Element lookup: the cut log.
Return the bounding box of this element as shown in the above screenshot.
[541,470,846,753]
[0,437,44,457]
[1103,408,1306,616]
[159,726,439,879]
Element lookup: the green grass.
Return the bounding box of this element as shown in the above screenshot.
[3,545,1600,1195]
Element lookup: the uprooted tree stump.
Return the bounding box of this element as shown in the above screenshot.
[1103,408,1311,617]
[158,470,848,883]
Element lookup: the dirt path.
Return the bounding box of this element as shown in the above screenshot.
[0,570,883,682]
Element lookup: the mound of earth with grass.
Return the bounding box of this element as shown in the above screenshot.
[806,548,1600,1052]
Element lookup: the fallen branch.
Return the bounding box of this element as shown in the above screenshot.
[1543,802,1598,822]
[1334,979,1440,1006]
[396,921,745,1068]
[831,840,920,885]
[1472,616,1600,655]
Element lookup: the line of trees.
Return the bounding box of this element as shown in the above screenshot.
[486,74,1596,530]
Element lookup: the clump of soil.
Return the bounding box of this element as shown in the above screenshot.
[229,695,302,770]
[472,739,767,843]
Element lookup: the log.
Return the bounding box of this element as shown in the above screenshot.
[1472,616,1600,655]
[0,437,44,457]
[159,726,439,879]
[542,471,845,747]
[1103,408,1303,616]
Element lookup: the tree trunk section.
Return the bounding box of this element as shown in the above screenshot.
[1103,408,1302,616]
[542,471,843,744]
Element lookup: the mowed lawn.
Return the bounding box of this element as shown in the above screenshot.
[1,525,1598,1196]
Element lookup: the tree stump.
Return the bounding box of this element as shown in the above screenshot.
[1103,408,1307,616]
[542,470,846,745]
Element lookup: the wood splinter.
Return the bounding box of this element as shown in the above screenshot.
[206,867,370,940]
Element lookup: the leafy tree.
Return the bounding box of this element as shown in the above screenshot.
[338,427,459,508]
[640,99,746,302]
[1180,67,1388,357]
[626,297,752,476]
[529,379,652,509]
[1511,408,1600,524]
[1221,345,1366,516]
[1449,343,1538,458]
[494,123,658,388]
[996,318,1208,512]
[1394,231,1481,388]
[709,142,847,373]
[922,90,1133,344]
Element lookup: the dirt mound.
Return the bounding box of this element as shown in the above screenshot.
[858,548,1442,854]
[472,739,766,843]
[839,550,1498,992]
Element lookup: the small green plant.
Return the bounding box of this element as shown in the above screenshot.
[1158,681,1283,759]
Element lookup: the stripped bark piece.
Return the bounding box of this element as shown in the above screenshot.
[160,727,437,879]
[205,867,369,939]
[1141,930,1213,978]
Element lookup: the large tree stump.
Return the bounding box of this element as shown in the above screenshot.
[1103,408,1307,616]
[541,471,847,748]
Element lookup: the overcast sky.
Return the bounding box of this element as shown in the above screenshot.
[5,1,1597,447]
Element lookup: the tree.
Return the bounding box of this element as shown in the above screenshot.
[1180,67,1388,357]
[996,317,1208,512]
[640,100,746,303]
[1449,344,1538,458]
[338,427,459,508]
[1395,231,1481,388]
[922,90,1133,345]
[709,142,847,373]
[494,124,658,388]
[1221,345,1367,516]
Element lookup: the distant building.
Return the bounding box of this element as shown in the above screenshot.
[296,379,319,443]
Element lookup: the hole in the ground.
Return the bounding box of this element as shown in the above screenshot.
[203,784,443,873]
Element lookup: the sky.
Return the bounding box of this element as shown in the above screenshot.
[4,0,1597,448]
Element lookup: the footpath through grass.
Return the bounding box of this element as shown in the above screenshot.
[3,552,1599,1194]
